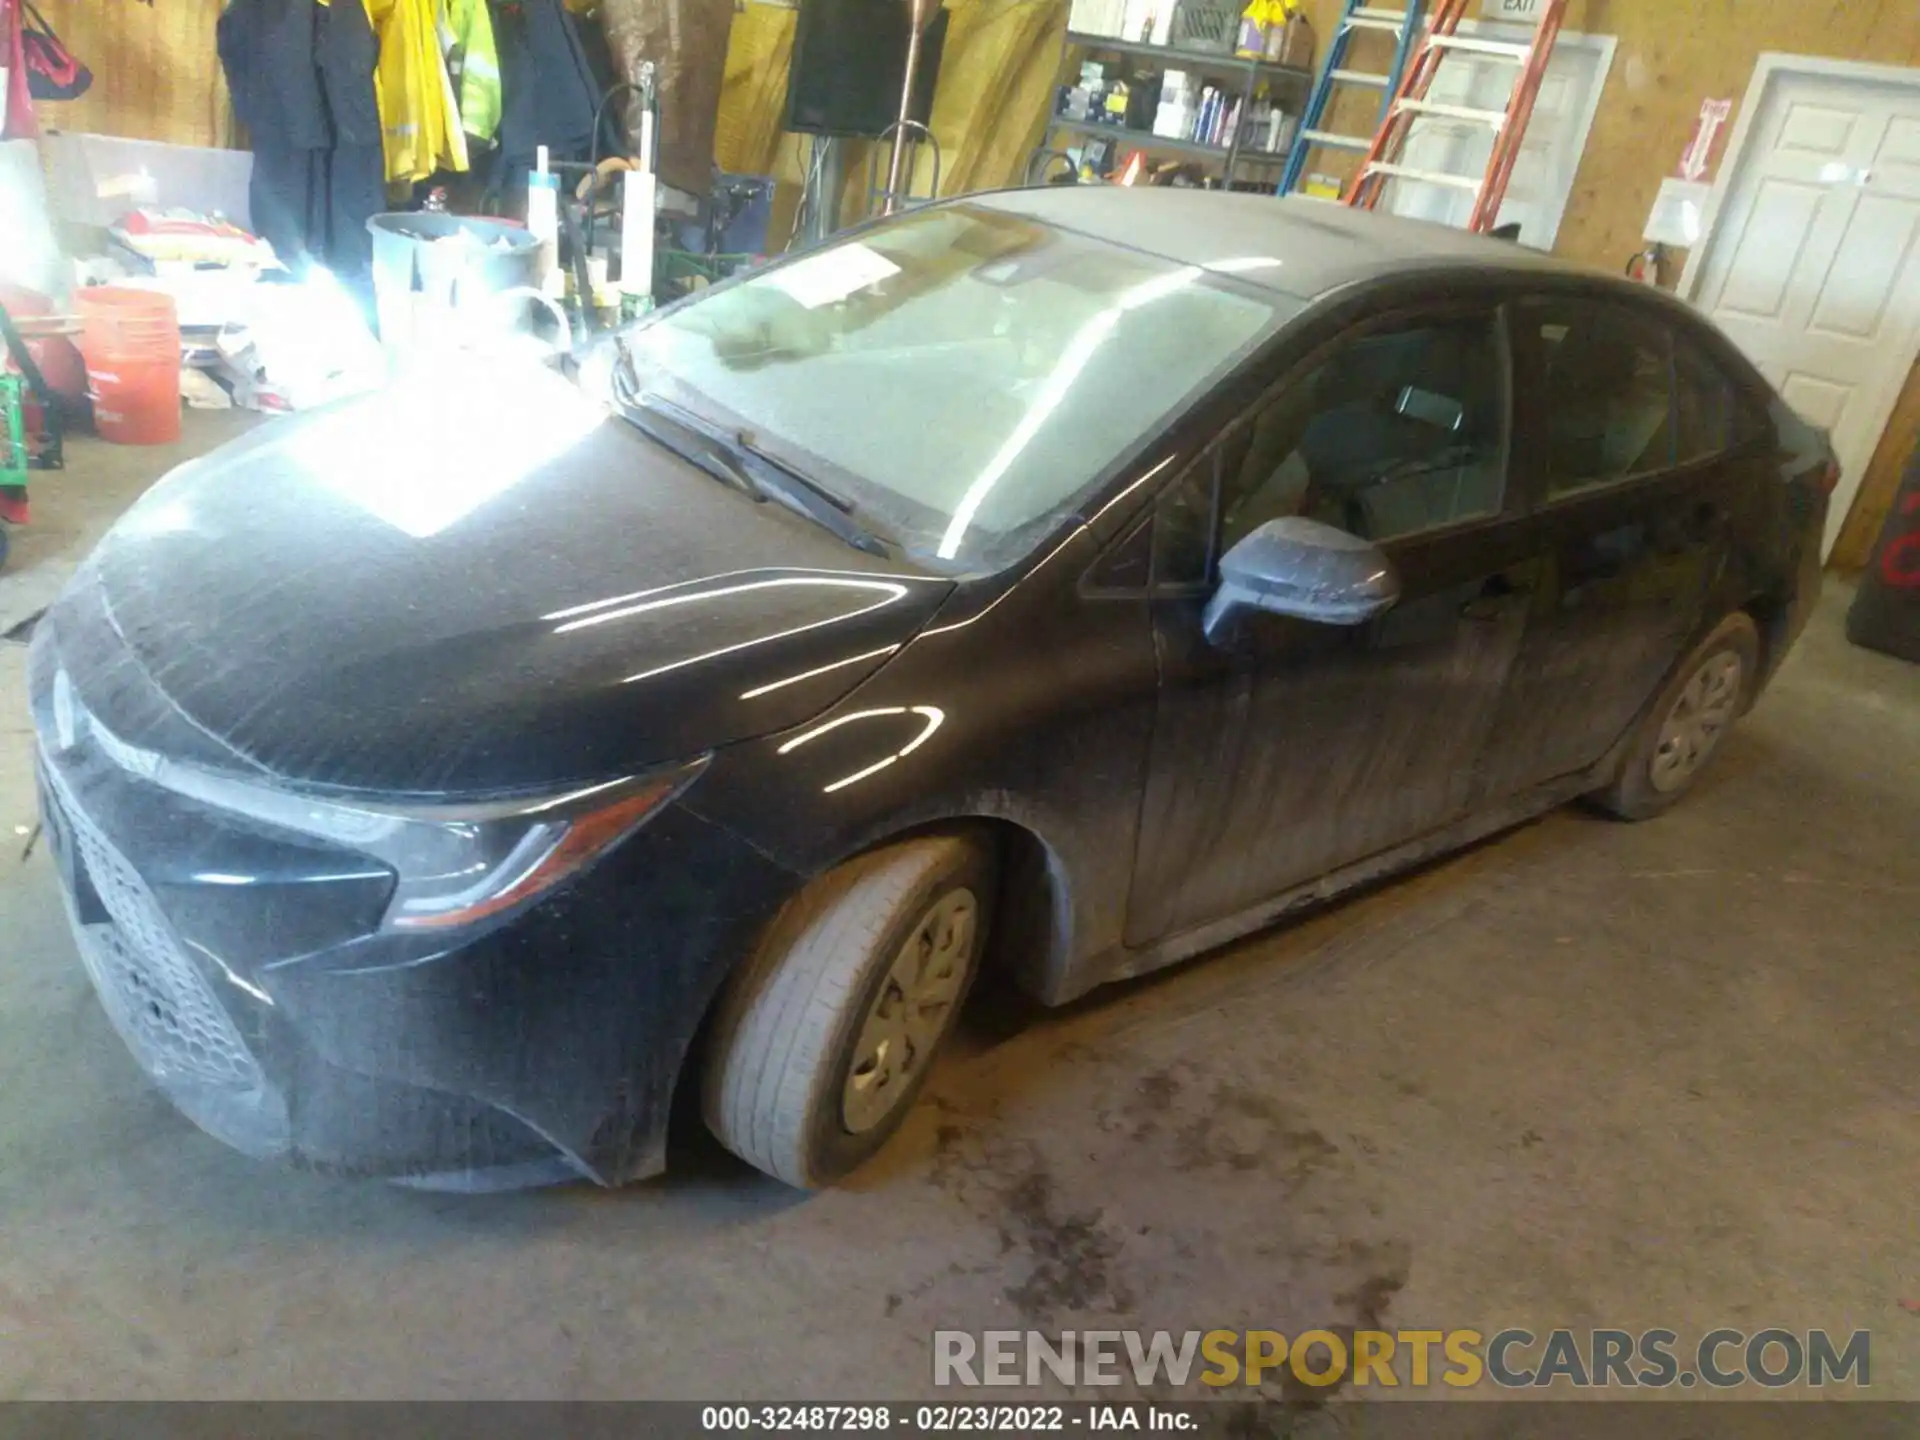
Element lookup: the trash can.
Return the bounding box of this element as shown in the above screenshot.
[366,213,542,353]
[1846,439,1920,664]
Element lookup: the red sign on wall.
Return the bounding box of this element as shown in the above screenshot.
[1677,98,1734,181]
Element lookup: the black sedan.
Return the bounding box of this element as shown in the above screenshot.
[29,189,1834,1190]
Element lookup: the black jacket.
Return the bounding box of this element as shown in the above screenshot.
[217,0,331,151]
[494,0,605,183]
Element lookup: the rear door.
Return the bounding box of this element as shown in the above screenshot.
[1685,66,1920,555]
[1473,293,1740,799]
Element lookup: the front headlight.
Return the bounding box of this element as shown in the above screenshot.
[92,721,706,931]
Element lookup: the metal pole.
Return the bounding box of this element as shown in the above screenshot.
[883,0,928,214]
[805,137,849,245]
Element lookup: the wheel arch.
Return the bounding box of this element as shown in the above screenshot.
[1741,589,1791,706]
[828,811,1077,1006]
[663,806,1083,1153]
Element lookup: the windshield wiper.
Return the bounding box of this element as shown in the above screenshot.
[616,385,895,558]
[739,441,896,558]
[736,432,853,513]
[616,391,769,503]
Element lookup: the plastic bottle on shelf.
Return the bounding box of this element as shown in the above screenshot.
[1269,108,1296,153]
[1266,4,1308,64]
[1235,1,1270,60]
[1246,90,1271,151]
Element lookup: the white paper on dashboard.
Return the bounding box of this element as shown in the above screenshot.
[763,243,901,309]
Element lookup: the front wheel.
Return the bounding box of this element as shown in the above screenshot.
[702,834,993,1189]
[1589,612,1759,821]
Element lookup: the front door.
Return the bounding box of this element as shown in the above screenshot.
[1125,305,1539,947]
[1473,294,1738,798]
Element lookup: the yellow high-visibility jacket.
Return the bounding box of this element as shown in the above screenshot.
[366,0,469,184]
[449,0,501,143]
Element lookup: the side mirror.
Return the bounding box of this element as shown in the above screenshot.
[1203,517,1400,642]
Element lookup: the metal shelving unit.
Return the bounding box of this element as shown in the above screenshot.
[1046,116,1288,165]
[1033,30,1313,187]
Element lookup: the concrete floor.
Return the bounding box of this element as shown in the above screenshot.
[0,418,1916,1403]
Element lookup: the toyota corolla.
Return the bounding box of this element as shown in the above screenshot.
[29,189,1833,1191]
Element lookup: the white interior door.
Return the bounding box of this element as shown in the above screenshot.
[1384,25,1615,251]
[1687,64,1920,556]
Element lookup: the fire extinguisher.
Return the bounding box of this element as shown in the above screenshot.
[1625,242,1668,287]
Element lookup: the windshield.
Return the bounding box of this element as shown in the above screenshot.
[618,204,1292,571]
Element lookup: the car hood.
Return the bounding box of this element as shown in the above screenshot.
[78,358,951,794]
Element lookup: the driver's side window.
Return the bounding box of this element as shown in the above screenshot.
[1154,311,1509,587]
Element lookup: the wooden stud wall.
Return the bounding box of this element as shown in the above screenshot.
[26,0,234,150]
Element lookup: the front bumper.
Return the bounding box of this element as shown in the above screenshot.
[29,620,798,1190]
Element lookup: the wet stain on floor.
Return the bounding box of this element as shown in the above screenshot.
[998,1165,1131,1323]
[1172,1083,1341,1185]
[894,1043,1414,1393]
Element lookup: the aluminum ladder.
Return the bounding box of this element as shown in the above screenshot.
[1346,0,1568,232]
[1277,1,1428,199]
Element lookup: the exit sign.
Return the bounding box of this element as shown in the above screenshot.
[1479,0,1544,20]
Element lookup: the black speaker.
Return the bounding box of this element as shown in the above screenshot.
[784,0,949,139]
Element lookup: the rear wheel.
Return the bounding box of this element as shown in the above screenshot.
[702,834,992,1189]
[1590,612,1759,821]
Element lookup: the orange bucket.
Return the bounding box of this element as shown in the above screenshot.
[76,287,182,445]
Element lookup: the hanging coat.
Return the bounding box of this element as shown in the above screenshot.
[492,0,601,195]
[218,0,329,267]
[447,0,500,143]
[365,0,466,184]
[217,0,383,284]
[217,0,331,151]
[316,0,383,287]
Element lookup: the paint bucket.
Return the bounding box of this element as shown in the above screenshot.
[76,287,181,445]
[367,213,542,355]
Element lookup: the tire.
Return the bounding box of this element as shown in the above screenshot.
[1589,612,1760,822]
[702,834,994,1189]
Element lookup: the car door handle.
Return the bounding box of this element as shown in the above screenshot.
[1460,574,1533,621]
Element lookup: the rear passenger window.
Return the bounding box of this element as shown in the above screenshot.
[1526,300,1676,497]
[1674,337,1742,463]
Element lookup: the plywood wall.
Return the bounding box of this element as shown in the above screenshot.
[27,0,234,149]
[1552,0,1920,265]
[715,0,1066,229]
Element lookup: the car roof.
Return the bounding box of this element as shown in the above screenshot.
[969,187,1580,301]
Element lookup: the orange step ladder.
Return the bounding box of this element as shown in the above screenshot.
[1345,0,1568,233]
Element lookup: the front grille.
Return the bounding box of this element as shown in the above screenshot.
[41,755,262,1093]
